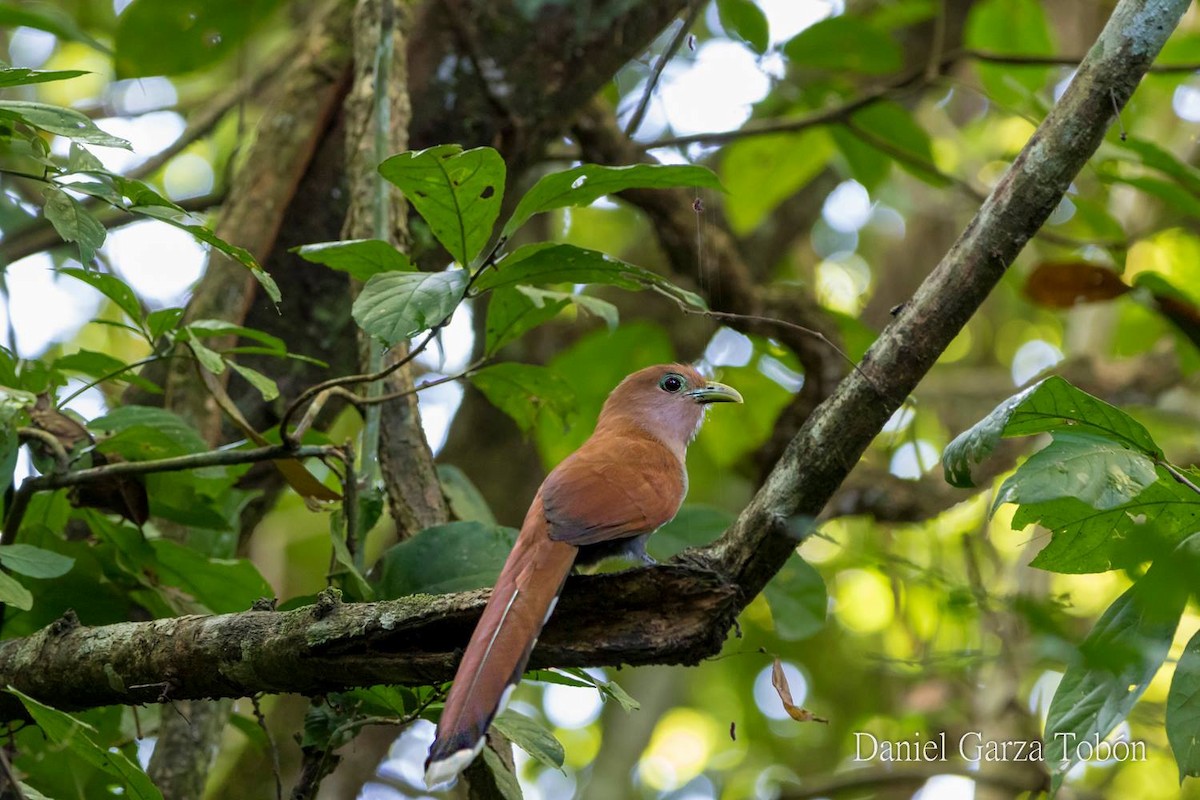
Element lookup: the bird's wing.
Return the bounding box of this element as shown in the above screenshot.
[541,435,685,546]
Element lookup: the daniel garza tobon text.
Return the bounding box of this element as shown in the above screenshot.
[854,732,1147,765]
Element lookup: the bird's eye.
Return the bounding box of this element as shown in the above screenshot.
[659,373,685,393]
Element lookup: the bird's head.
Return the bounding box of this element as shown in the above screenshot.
[596,363,743,452]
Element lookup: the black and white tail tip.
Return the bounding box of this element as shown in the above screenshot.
[424,683,517,789]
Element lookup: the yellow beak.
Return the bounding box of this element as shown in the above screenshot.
[686,381,743,404]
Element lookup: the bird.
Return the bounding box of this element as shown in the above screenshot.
[425,363,742,787]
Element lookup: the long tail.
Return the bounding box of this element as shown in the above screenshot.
[425,500,575,787]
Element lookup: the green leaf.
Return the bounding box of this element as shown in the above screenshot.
[352,270,468,345]
[503,163,722,240]
[474,243,705,310]
[492,711,565,770]
[831,125,892,191]
[481,746,524,800]
[1113,137,1200,197]
[0,544,73,579]
[721,130,834,235]
[147,308,185,340]
[763,554,827,640]
[783,15,902,74]
[716,0,769,53]
[328,517,374,602]
[68,145,105,177]
[42,187,106,264]
[114,0,285,78]
[964,0,1055,107]
[1044,539,1195,773]
[374,521,517,597]
[0,101,130,148]
[484,286,572,355]
[1104,174,1200,220]
[943,376,1161,488]
[150,539,273,614]
[0,388,34,515]
[527,668,641,712]
[295,239,413,281]
[379,145,506,265]
[648,505,733,561]
[1168,628,1200,780]
[469,362,576,433]
[437,464,497,525]
[994,431,1158,512]
[226,360,280,401]
[8,688,163,799]
[187,335,226,374]
[59,267,142,321]
[1020,475,1200,574]
[0,571,32,610]
[186,319,287,354]
[0,5,110,52]
[0,67,88,88]
[847,102,945,187]
[91,406,209,456]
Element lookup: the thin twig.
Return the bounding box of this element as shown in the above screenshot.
[342,440,361,571]
[1160,461,1200,497]
[251,695,283,800]
[16,428,70,473]
[2,444,337,541]
[0,745,26,800]
[623,1,703,138]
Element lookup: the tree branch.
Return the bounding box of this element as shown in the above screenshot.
[0,0,1184,725]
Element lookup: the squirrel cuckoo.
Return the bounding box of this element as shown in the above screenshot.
[425,363,742,787]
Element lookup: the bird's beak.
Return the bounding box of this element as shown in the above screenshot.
[686,381,743,404]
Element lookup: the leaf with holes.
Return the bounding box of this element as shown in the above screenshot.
[379,145,505,266]
[352,270,468,346]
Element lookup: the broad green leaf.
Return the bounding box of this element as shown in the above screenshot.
[352,270,468,345]
[484,286,572,355]
[226,360,280,401]
[42,187,105,264]
[716,0,769,53]
[474,243,705,310]
[527,668,641,712]
[721,130,834,234]
[187,319,287,352]
[437,464,497,525]
[964,0,1055,108]
[0,5,109,52]
[0,571,32,610]
[68,143,104,173]
[91,406,209,455]
[1113,137,1200,196]
[994,431,1157,512]
[763,554,827,640]
[8,688,163,799]
[469,362,577,433]
[847,101,945,186]
[648,505,733,561]
[943,376,1160,488]
[147,308,185,340]
[493,711,565,770]
[295,239,413,281]
[1105,174,1200,220]
[0,544,74,579]
[150,539,272,614]
[186,336,226,375]
[1044,539,1195,773]
[0,101,130,148]
[783,15,902,74]
[831,125,891,191]
[114,0,285,77]
[1020,474,1200,574]
[0,67,88,88]
[379,145,506,265]
[374,521,517,597]
[503,163,722,240]
[481,746,524,800]
[59,267,142,321]
[336,685,418,718]
[1168,628,1200,780]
